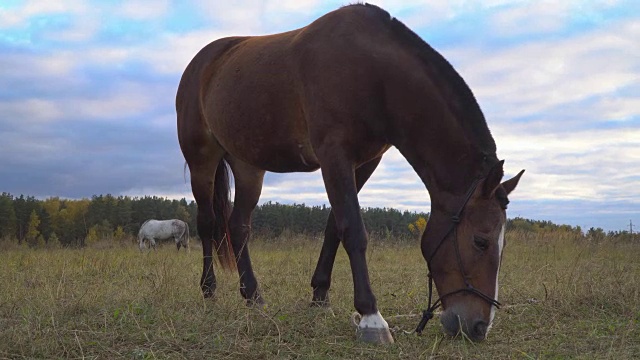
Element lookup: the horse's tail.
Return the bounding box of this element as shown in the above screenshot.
[183,162,187,183]
[176,37,243,269]
[212,159,236,271]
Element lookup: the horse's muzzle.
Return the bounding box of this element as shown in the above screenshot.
[440,310,489,342]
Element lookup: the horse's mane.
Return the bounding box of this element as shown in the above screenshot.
[348,3,497,156]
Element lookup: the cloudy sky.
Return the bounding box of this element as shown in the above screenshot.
[1,0,638,231]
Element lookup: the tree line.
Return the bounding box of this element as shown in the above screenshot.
[0,193,430,247]
[0,192,634,248]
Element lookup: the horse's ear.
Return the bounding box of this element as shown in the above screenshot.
[483,160,504,197]
[502,169,525,195]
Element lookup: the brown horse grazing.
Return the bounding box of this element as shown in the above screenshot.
[177,3,524,344]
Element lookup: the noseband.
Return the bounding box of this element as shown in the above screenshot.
[415,177,502,334]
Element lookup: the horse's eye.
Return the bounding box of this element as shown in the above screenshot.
[474,236,489,251]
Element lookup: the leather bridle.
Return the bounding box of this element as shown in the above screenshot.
[415,177,502,334]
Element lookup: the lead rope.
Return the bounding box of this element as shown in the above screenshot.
[415,220,458,334]
[414,273,439,334]
[415,214,461,334]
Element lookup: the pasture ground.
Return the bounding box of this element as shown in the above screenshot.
[1,232,639,359]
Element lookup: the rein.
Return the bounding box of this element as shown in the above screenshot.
[414,177,502,335]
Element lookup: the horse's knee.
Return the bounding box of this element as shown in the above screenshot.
[340,226,368,254]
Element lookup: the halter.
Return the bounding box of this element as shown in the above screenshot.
[414,177,502,335]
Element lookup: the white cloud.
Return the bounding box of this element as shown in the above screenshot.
[43,15,100,42]
[0,51,77,79]
[118,0,169,20]
[271,0,326,13]
[0,0,84,28]
[488,1,572,36]
[138,29,248,74]
[445,17,639,123]
[0,81,156,124]
[68,90,154,121]
[85,46,133,65]
[493,125,640,202]
[192,0,266,29]
[592,95,640,122]
[0,99,64,124]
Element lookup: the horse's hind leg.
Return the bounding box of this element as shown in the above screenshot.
[311,156,382,306]
[227,156,266,305]
[188,151,225,298]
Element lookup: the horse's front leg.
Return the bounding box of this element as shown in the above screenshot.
[318,157,393,344]
[311,157,382,306]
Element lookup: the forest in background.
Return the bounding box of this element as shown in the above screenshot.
[0,192,634,248]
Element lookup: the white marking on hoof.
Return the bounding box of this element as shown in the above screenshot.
[358,311,389,330]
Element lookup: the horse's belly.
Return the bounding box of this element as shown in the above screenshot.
[208,96,320,172]
[260,149,321,173]
[228,137,320,173]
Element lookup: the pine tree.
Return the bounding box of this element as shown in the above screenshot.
[174,204,191,223]
[0,193,17,240]
[36,234,46,248]
[42,197,62,240]
[48,232,61,248]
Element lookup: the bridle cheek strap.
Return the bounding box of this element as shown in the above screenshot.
[414,178,501,335]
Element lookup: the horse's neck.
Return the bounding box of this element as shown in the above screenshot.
[394,129,488,209]
[384,36,496,200]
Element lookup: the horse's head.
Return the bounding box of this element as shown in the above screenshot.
[421,160,524,341]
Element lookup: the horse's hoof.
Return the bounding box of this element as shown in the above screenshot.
[310,299,331,308]
[247,295,266,308]
[356,327,395,344]
[201,285,216,299]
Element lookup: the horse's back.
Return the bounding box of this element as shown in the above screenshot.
[180,4,405,171]
[140,219,178,239]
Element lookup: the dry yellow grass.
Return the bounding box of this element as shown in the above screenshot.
[0,232,638,359]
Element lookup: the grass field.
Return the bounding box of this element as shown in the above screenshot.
[1,232,639,359]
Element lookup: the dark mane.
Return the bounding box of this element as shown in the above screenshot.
[353,3,497,157]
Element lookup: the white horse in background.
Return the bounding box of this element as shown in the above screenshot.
[138,219,190,251]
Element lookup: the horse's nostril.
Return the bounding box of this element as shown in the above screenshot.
[472,320,488,340]
[440,311,460,336]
